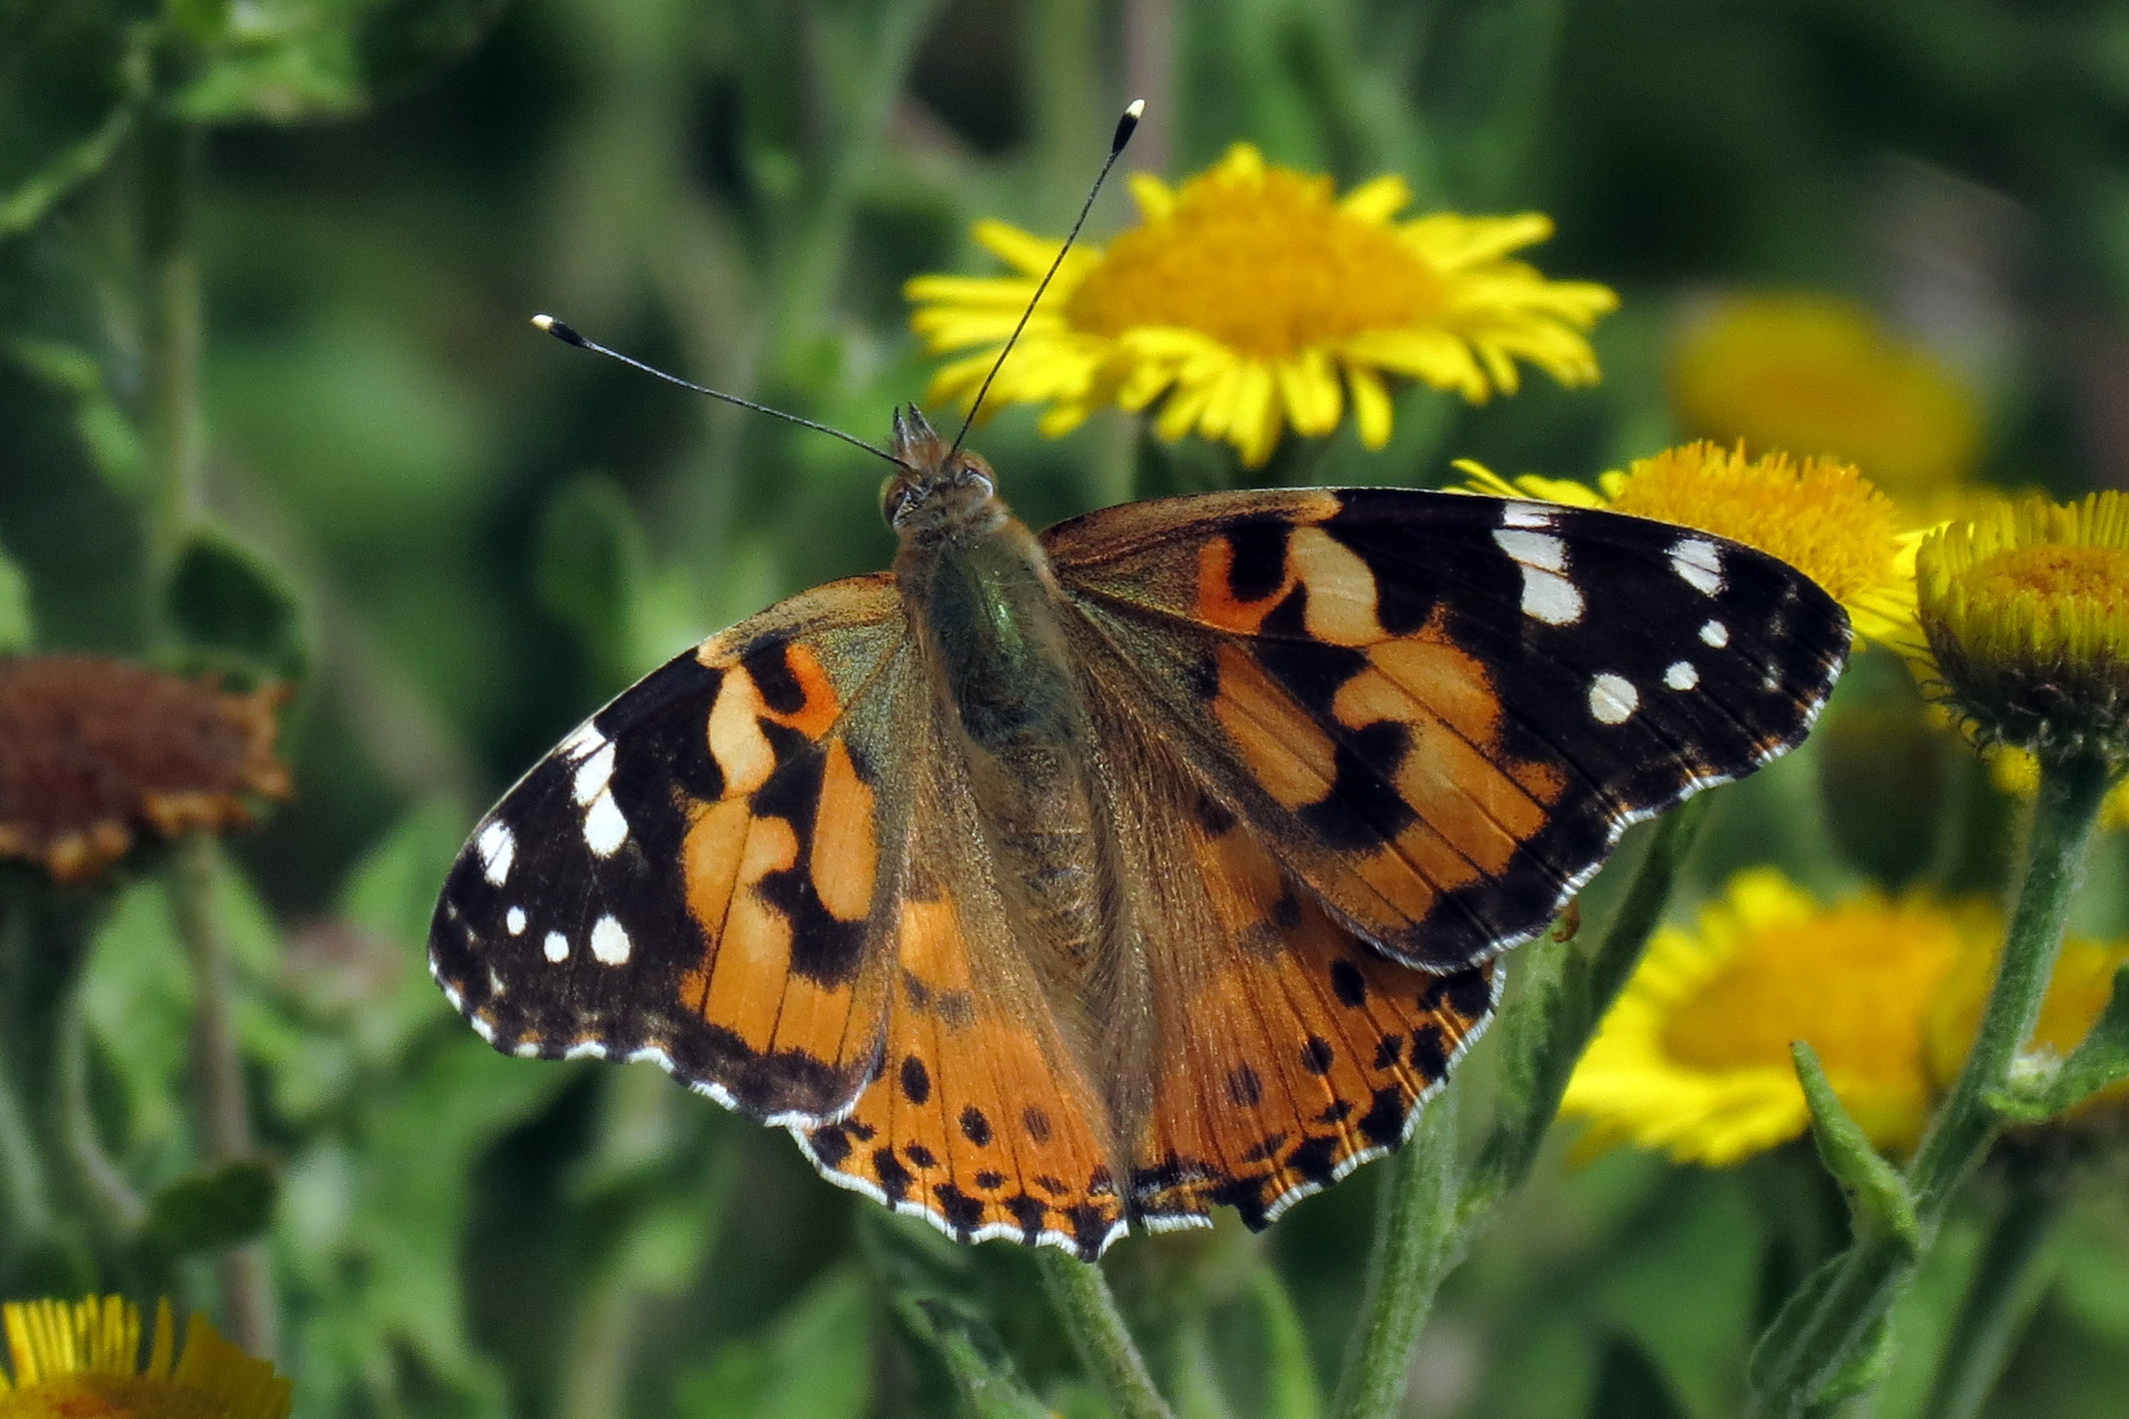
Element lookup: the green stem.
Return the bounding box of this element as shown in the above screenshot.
[1033,1248,1176,1419]
[1746,750,2112,1417]
[1331,800,1710,1419]
[168,832,275,1357]
[138,115,203,623]
[1920,1172,2063,1419]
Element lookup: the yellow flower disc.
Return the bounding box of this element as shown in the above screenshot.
[907,142,1617,468]
[1916,491,2129,760]
[1670,293,1981,498]
[1562,869,1997,1165]
[0,1297,290,1419]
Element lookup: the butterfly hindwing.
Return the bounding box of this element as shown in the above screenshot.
[1046,487,1850,971]
[429,574,916,1126]
[798,706,1131,1260]
[1088,682,1500,1234]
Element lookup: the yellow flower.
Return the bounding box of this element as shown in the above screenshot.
[1563,870,1993,1165]
[0,1296,290,1419]
[1914,490,2129,763]
[1669,293,1981,503]
[1983,744,2129,833]
[1458,441,1911,645]
[907,142,1618,468]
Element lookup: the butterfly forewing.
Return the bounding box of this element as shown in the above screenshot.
[428,574,917,1126]
[1046,487,1850,971]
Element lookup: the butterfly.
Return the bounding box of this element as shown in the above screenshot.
[429,407,1849,1260]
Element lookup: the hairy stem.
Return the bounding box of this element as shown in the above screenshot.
[1746,751,2111,1416]
[169,833,275,1356]
[1034,1248,1176,1419]
[1920,1172,2063,1419]
[1332,800,1710,1419]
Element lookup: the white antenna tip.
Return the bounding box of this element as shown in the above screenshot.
[530,313,556,331]
[1125,98,1145,120]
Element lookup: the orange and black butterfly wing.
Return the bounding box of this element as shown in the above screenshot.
[1046,487,1850,972]
[429,575,917,1126]
[797,707,1131,1260]
[1085,682,1499,1232]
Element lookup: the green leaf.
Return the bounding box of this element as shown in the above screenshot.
[136,1156,279,1259]
[1988,960,2129,1121]
[167,0,507,122]
[675,1266,872,1419]
[166,526,308,683]
[0,5,148,236]
[1251,1269,1324,1419]
[0,535,31,651]
[860,1211,1052,1419]
[1791,1042,1918,1251]
[4,339,146,495]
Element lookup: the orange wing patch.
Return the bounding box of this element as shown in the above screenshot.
[797,876,1128,1259]
[1103,707,1499,1232]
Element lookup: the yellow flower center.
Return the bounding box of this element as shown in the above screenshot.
[1605,441,1902,606]
[1661,898,1963,1092]
[1965,545,2129,624]
[1065,167,1441,357]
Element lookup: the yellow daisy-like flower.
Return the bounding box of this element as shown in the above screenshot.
[1458,440,1912,645]
[1563,870,1992,1165]
[1670,293,1981,504]
[0,1296,290,1419]
[1914,490,2129,763]
[1564,869,2129,1165]
[907,142,1618,468]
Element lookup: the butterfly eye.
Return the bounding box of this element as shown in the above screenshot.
[958,468,995,499]
[879,476,909,524]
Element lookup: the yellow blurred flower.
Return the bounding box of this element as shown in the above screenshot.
[1458,441,1910,645]
[1563,869,2129,1166]
[1914,490,2129,764]
[0,1296,290,1419]
[1670,293,1981,507]
[907,142,1617,468]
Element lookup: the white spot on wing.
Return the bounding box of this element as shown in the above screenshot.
[1501,502,1554,529]
[572,743,616,805]
[1493,528,1568,570]
[1701,619,1730,648]
[559,719,607,762]
[591,914,632,965]
[477,821,515,886]
[1671,537,1725,595]
[506,906,526,935]
[583,791,629,856]
[543,931,569,963]
[1665,660,1700,691]
[1589,673,1639,724]
[1518,568,1583,625]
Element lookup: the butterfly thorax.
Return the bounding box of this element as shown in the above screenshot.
[884,410,1147,1113]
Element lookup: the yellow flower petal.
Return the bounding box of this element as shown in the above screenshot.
[972,218,1064,276]
[1345,364,1392,449]
[1339,173,1410,223]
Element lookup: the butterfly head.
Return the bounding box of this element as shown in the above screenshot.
[880,405,1005,545]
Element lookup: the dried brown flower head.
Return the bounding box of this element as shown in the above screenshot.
[0,656,291,883]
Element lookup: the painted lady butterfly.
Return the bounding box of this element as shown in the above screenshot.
[429,403,1850,1259]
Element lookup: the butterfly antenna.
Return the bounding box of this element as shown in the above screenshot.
[530,314,914,471]
[945,98,1144,462]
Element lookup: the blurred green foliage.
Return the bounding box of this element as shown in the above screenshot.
[5,1,2129,1417]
